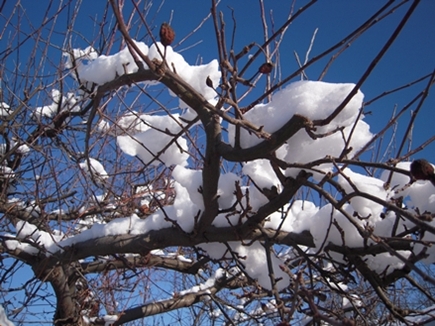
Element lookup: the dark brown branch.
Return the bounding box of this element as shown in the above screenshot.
[219,114,311,162]
[109,275,247,325]
[80,254,209,275]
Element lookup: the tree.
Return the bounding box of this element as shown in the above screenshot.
[1,0,435,325]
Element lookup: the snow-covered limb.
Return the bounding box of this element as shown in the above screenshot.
[91,267,246,325]
[116,112,191,167]
[67,40,220,107]
[3,218,418,285]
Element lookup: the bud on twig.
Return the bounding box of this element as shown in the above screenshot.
[258,62,274,74]
[410,159,435,186]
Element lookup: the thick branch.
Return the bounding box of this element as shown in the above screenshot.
[110,275,247,325]
[80,254,209,275]
[6,226,416,276]
[219,114,311,162]
[40,266,79,326]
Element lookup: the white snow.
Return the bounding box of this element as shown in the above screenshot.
[243,159,281,192]
[229,81,366,145]
[85,314,119,326]
[68,40,220,107]
[33,89,61,119]
[63,46,98,71]
[338,168,389,220]
[33,89,80,120]
[75,41,148,85]
[0,165,15,179]
[96,119,111,133]
[147,42,220,106]
[264,200,319,233]
[5,220,65,255]
[0,305,14,326]
[117,113,190,167]
[172,165,204,210]
[199,241,291,291]
[178,268,227,296]
[404,305,435,325]
[79,158,109,186]
[73,40,222,168]
[231,81,372,180]
[380,162,435,264]
[0,102,12,116]
[364,250,411,274]
[343,294,362,309]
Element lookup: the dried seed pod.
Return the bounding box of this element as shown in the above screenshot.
[258,62,274,74]
[410,159,435,186]
[159,22,175,47]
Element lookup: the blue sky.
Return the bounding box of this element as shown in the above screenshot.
[1,0,435,323]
